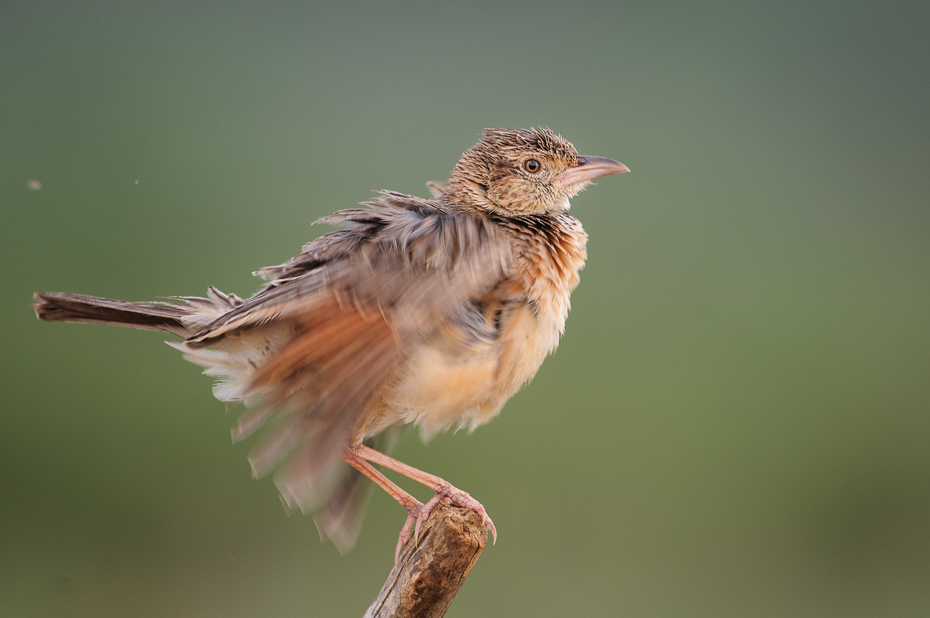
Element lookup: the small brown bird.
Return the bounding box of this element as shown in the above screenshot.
[34,128,629,559]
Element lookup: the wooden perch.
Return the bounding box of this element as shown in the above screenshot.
[365,504,488,618]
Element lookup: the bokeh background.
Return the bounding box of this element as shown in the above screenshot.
[3,1,929,616]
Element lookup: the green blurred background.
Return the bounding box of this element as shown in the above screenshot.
[3,1,929,616]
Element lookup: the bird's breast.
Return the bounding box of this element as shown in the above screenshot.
[363,297,551,441]
[507,212,589,350]
[357,214,588,442]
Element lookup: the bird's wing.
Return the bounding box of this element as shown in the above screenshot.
[185,192,513,520]
[187,192,510,346]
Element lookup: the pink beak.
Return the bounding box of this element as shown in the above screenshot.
[553,156,630,187]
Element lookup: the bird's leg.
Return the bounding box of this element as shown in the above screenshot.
[346,443,497,545]
[340,448,423,562]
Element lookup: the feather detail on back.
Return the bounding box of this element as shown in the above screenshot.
[186,192,511,347]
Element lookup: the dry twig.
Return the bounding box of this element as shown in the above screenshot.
[365,504,487,618]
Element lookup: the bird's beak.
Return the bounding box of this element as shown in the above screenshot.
[553,156,630,187]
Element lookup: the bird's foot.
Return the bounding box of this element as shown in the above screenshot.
[413,483,497,546]
[393,485,496,562]
[340,446,426,563]
[344,443,497,560]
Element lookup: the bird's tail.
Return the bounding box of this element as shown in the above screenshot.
[33,292,194,337]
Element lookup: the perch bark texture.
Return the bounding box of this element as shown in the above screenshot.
[365,504,487,618]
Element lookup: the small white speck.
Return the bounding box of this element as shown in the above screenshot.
[28,179,42,190]
[134,180,139,185]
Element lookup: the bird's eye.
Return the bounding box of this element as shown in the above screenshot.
[523,159,541,173]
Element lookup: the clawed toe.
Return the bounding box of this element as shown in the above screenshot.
[393,488,496,562]
[414,494,444,542]
[394,495,441,563]
[394,511,418,564]
[426,485,497,544]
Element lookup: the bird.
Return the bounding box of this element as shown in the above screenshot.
[34,128,629,560]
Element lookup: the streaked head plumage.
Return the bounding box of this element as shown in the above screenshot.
[446,128,627,216]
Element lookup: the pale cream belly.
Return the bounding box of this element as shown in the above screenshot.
[355,304,553,442]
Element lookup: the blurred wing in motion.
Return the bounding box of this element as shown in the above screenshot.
[173,192,512,545]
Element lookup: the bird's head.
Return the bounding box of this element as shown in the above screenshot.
[445,127,629,216]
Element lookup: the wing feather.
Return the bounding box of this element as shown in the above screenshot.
[187,194,510,345]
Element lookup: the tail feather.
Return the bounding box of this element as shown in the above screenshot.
[312,427,402,553]
[33,292,193,337]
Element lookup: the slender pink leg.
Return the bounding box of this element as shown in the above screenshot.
[346,443,497,545]
[340,449,423,562]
